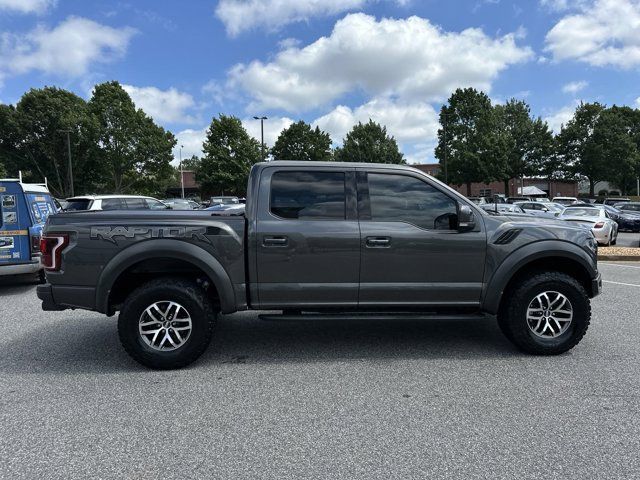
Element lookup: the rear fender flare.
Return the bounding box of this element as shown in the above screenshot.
[96,239,236,314]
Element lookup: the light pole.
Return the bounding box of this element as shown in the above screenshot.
[59,129,74,197]
[253,116,268,161]
[179,145,184,199]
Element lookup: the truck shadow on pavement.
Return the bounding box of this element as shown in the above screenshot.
[1,311,520,375]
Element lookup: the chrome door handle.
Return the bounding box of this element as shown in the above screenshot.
[263,236,288,247]
[366,236,391,247]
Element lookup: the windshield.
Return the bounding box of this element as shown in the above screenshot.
[65,199,92,211]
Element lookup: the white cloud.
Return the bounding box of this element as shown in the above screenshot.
[544,102,579,133]
[215,0,365,36]
[173,127,207,165]
[545,0,640,68]
[122,84,195,124]
[562,80,588,94]
[313,98,439,145]
[636,97,640,108]
[229,13,532,112]
[0,0,55,14]
[0,16,135,78]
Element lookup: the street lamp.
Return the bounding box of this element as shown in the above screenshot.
[253,116,268,161]
[179,145,184,199]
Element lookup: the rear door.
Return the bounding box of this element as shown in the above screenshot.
[0,183,30,266]
[357,169,487,307]
[255,167,360,309]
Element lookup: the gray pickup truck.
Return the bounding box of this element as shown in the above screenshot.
[37,162,602,369]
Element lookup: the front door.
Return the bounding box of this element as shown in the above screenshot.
[255,167,360,309]
[357,170,487,307]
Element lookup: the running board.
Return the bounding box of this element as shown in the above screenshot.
[258,312,489,322]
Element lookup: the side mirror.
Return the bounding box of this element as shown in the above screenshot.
[458,204,476,232]
[542,207,549,212]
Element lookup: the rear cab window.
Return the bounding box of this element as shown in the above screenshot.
[270,171,346,220]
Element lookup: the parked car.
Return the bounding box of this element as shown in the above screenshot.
[210,196,240,206]
[0,179,57,278]
[552,196,580,206]
[480,203,529,215]
[206,204,245,216]
[65,195,169,211]
[616,202,640,212]
[37,161,603,369]
[596,204,640,232]
[466,196,488,205]
[163,198,201,210]
[515,202,564,218]
[506,196,531,203]
[605,197,631,207]
[560,206,618,246]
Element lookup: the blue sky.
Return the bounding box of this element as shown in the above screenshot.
[1,0,639,164]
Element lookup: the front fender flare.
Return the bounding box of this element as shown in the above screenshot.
[96,239,236,314]
[482,240,597,315]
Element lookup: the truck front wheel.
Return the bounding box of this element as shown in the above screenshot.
[118,278,216,369]
[498,272,591,355]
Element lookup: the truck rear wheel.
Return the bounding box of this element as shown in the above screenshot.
[498,272,590,355]
[118,278,216,369]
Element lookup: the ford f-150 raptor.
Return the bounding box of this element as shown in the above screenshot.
[37,162,602,369]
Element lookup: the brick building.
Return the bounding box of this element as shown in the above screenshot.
[165,170,201,198]
[411,163,578,198]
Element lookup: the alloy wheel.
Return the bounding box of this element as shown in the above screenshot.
[138,301,192,351]
[526,291,573,338]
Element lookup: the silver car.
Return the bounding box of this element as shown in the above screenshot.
[515,201,565,218]
[560,206,618,246]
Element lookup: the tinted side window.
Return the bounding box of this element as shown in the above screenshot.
[367,173,458,230]
[270,171,346,220]
[124,198,149,210]
[101,198,124,210]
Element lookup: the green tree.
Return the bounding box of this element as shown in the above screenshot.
[591,106,639,195]
[180,155,201,171]
[435,88,505,195]
[89,81,176,196]
[528,118,558,191]
[199,114,261,195]
[556,102,607,197]
[494,99,536,195]
[271,121,333,161]
[0,104,21,177]
[11,88,100,197]
[334,120,404,164]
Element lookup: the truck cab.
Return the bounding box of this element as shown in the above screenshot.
[0,179,57,278]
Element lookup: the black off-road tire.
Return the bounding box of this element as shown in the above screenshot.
[497,272,591,355]
[118,278,216,369]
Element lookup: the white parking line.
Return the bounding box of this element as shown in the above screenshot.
[600,262,640,269]
[603,280,640,288]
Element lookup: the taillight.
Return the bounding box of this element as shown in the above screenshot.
[40,234,69,271]
[594,222,605,229]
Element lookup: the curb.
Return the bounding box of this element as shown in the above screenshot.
[598,255,640,261]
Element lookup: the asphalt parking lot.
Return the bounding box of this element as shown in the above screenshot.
[1,263,639,480]
[616,231,639,247]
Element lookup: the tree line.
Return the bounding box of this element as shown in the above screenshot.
[437,88,640,196]
[0,82,176,198]
[2,83,638,198]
